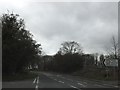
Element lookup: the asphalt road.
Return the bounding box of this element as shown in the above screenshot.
[2,71,118,89]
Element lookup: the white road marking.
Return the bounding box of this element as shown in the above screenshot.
[67,83,80,89]
[35,85,39,90]
[77,83,86,87]
[58,81,64,83]
[52,78,65,84]
[56,75,74,82]
[37,76,39,84]
[33,76,39,90]
[114,86,118,88]
[70,85,78,88]
[33,78,36,84]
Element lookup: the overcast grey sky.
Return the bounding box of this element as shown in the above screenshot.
[0,0,118,55]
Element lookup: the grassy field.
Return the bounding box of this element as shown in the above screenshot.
[2,71,38,82]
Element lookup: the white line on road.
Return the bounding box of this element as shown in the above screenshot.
[58,81,64,84]
[33,78,36,84]
[83,82,87,84]
[77,83,86,87]
[37,76,39,84]
[35,85,39,90]
[52,78,65,84]
[70,85,78,88]
[67,84,80,90]
[33,76,39,90]
[70,85,82,90]
[114,86,118,88]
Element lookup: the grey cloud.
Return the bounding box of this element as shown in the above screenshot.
[0,2,118,55]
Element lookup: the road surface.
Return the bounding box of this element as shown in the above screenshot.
[2,71,118,89]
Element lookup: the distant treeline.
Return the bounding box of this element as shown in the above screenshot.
[41,53,95,73]
[45,53,84,73]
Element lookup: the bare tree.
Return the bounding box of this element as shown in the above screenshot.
[59,41,83,55]
[108,36,118,59]
[105,36,118,59]
[112,36,118,59]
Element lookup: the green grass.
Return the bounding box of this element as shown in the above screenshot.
[2,71,38,82]
[72,68,118,81]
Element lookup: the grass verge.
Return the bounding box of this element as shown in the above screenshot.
[72,68,118,81]
[2,71,38,82]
